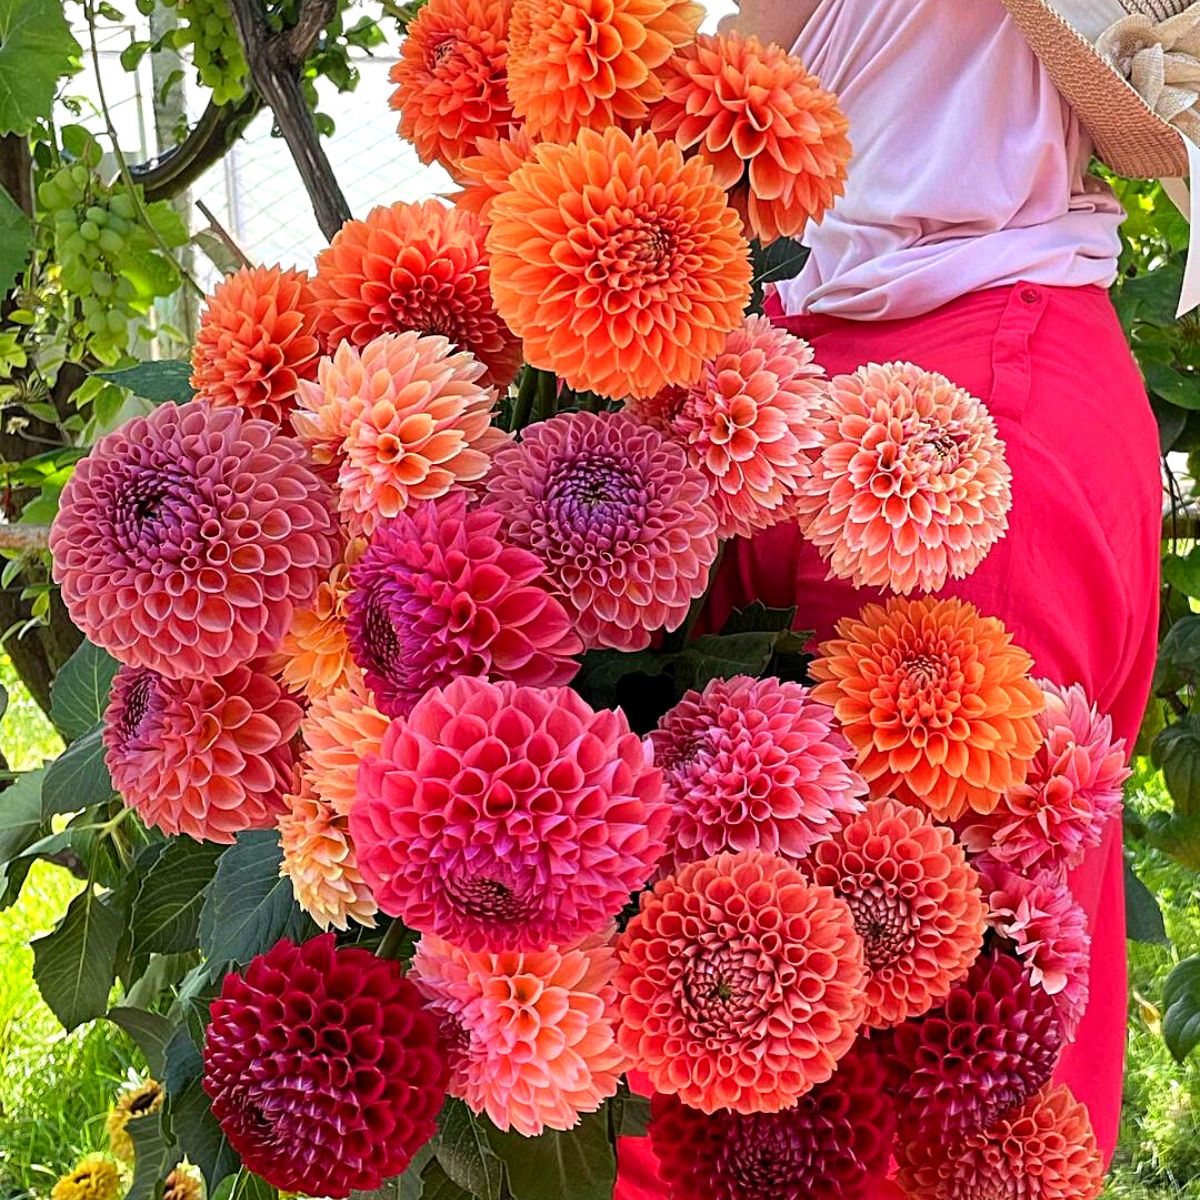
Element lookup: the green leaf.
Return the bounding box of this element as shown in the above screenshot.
[132,838,223,958]
[607,1084,650,1139]
[199,830,316,968]
[163,1023,203,1095]
[676,631,795,691]
[1155,614,1200,696]
[1144,363,1200,411]
[169,1077,239,1188]
[0,182,32,294]
[435,1099,506,1200]
[127,1111,182,1200]
[573,648,674,710]
[1153,717,1200,817]
[1164,955,1200,1061]
[32,887,124,1029]
[488,1108,615,1200]
[1164,547,1200,598]
[350,1147,433,1200]
[51,639,120,741]
[0,0,79,135]
[0,767,46,862]
[418,1162,473,1200]
[210,1171,276,1200]
[41,723,113,817]
[143,200,189,248]
[106,1006,175,1077]
[1124,856,1170,946]
[718,602,798,636]
[97,360,194,404]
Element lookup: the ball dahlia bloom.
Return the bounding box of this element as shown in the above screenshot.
[648,1043,894,1200]
[51,1156,121,1200]
[388,0,517,172]
[191,264,321,427]
[351,676,668,951]
[293,332,504,537]
[810,597,1045,822]
[453,129,537,224]
[963,680,1129,873]
[279,773,378,930]
[614,849,866,1113]
[104,662,303,842]
[650,675,866,872]
[299,680,391,816]
[794,361,1013,595]
[410,930,627,1135]
[203,934,448,1197]
[486,128,752,400]
[506,0,702,143]
[345,492,581,717]
[808,796,984,1028]
[480,411,719,650]
[628,317,825,538]
[311,200,521,389]
[896,1083,1104,1200]
[887,951,1063,1139]
[650,32,852,244]
[51,401,339,679]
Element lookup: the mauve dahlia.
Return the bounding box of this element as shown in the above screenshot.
[615,849,866,1113]
[300,680,391,816]
[410,930,627,1135]
[896,1083,1104,1200]
[808,796,984,1029]
[795,362,1012,595]
[628,317,825,539]
[203,934,447,1197]
[887,951,1063,1139]
[650,675,866,873]
[104,662,302,842]
[345,492,581,717]
[963,680,1128,873]
[351,676,668,950]
[810,598,1045,822]
[648,1043,894,1200]
[51,401,339,679]
[480,411,719,650]
[311,200,521,390]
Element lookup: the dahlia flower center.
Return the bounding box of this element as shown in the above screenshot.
[430,37,456,67]
[844,884,918,970]
[921,429,962,463]
[443,870,536,924]
[359,587,410,675]
[115,668,160,744]
[894,650,964,727]
[679,943,770,1035]
[111,469,204,563]
[719,1123,812,1195]
[591,208,682,296]
[548,456,647,534]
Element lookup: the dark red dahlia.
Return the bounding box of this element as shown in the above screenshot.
[203,933,448,1196]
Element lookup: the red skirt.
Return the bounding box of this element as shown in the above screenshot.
[616,281,1162,1195]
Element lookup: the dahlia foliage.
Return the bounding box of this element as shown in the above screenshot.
[38,2,1118,1197]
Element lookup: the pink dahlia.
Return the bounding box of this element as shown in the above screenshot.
[795,361,1012,595]
[615,849,866,1113]
[344,492,582,717]
[351,676,668,950]
[409,930,626,1135]
[628,317,825,539]
[203,934,447,1196]
[649,675,865,873]
[104,662,302,843]
[963,680,1129,873]
[51,401,339,679]
[480,411,720,651]
[648,1043,894,1200]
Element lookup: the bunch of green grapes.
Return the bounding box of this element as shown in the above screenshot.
[168,0,251,106]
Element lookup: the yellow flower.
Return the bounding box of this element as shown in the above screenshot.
[51,1155,122,1200]
[163,1164,205,1200]
[105,1077,164,1162]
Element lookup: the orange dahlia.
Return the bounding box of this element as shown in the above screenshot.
[896,1084,1104,1200]
[453,129,537,224]
[486,127,752,400]
[300,681,391,816]
[388,0,517,172]
[311,200,522,390]
[810,598,1044,822]
[807,797,985,1028]
[505,0,703,143]
[651,33,851,244]
[191,265,322,427]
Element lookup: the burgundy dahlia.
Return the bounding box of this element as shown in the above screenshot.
[51,401,339,678]
[203,934,448,1197]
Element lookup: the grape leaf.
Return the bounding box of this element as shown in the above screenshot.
[0,0,79,135]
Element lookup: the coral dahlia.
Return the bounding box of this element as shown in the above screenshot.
[628,316,825,538]
[51,401,339,679]
[650,674,866,872]
[344,492,581,717]
[311,200,521,389]
[410,930,627,1135]
[651,32,852,244]
[191,264,321,428]
[480,411,719,650]
[299,680,391,816]
[453,129,537,224]
[388,0,517,172]
[505,0,703,143]
[795,361,1012,595]
[614,849,866,1113]
[104,662,302,843]
[204,934,448,1197]
[486,128,752,400]
[810,597,1045,821]
[351,675,668,950]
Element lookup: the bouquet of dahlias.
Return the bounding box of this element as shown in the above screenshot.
[43,0,1125,1197]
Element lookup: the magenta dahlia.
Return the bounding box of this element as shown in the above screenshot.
[50,401,339,679]
[350,676,669,951]
[344,492,582,717]
[203,934,447,1196]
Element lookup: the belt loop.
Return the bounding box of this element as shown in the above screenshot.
[988,283,1048,420]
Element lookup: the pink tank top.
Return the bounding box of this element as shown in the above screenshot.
[774,0,1126,320]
